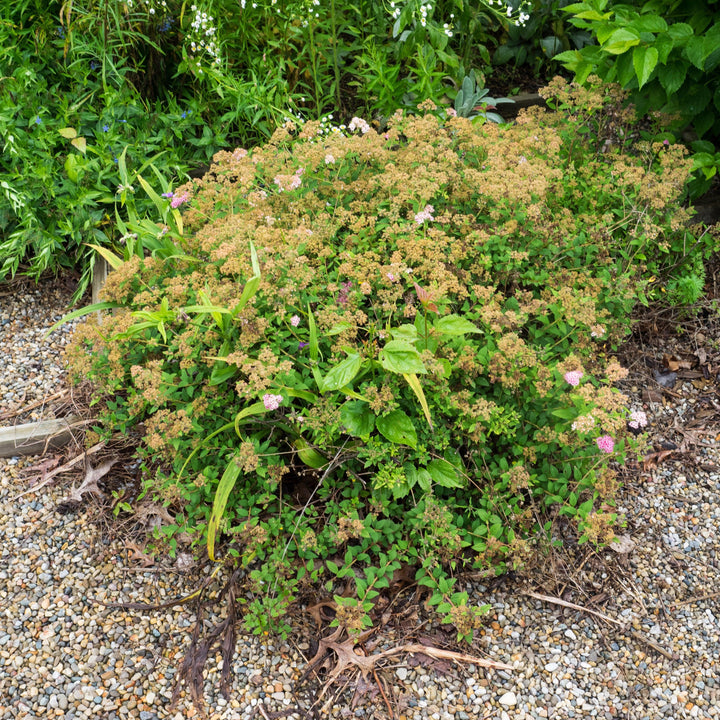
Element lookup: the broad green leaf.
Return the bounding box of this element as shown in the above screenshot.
[376,410,418,449]
[427,458,464,488]
[630,15,667,34]
[402,372,432,429]
[327,321,354,336]
[659,61,687,94]
[390,324,418,342]
[322,352,362,392]
[86,243,123,270]
[633,45,658,88]
[654,33,674,64]
[602,27,640,55]
[685,36,708,70]
[71,136,87,154]
[417,468,432,492]
[434,314,481,336]
[667,22,693,43]
[58,127,78,139]
[207,456,243,561]
[340,401,375,439]
[379,340,426,375]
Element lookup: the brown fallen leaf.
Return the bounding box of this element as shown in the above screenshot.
[609,534,636,554]
[61,458,117,504]
[642,449,675,470]
[663,353,693,371]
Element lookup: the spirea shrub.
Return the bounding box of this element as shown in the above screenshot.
[67,78,704,640]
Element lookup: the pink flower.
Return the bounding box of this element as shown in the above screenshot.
[628,410,648,429]
[290,315,300,327]
[170,192,190,209]
[564,370,583,386]
[263,393,283,411]
[414,204,435,224]
[596,435,615,453]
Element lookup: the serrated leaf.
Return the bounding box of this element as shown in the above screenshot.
[633,45,658,88]
[434,314,481,336]
[427,458,464,488]
[322,352,362,392]
[379,340,426,375]
[390,324,419,342]
[376,409,417,449]
[659,61,687,94]
[602,27,640,55]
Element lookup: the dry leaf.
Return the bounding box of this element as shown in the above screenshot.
[642,449,675,470]
[62,459,117,504]
[609,534,635,554]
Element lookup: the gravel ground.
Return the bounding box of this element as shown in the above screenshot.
[1,279,719,720]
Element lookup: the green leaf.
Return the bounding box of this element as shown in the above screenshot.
[602,27,640,55]
[294,437,328,469]
[234,401,268,436]
[685,36,708,70]
[207,456,243,561]
[390,324,419,342]
[379,340,426,375]
[659,62,687,94]
[322,353,362,392]
[209,364,237,386]
[630,15,667,34]
[403,373,432,429]
[667,22,693,43]
[434,314,481,336]
[633,45,658,88]
[86,243,123,270]
[427,458,464,488]
[340,401,375,439]
[417,468,432,492]
[376,410,418,449]
[44,301,122,337]
[58,127,78,139]
[307,304,319,362]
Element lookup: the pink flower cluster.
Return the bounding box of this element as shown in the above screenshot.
[596,435,615,453]
[628,410,648,429]
[414,204,435,224]
[348,116,370,134]
[263,393,283,411]
[290,315,301,327]
[274,167,304,192]
[170,191,190,209]
[564,370,583,386]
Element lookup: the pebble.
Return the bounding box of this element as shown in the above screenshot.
[1,281,720,720]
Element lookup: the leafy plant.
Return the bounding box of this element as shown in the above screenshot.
[452,71,514,122]
[555,0,720,197]
[64,79,705,642]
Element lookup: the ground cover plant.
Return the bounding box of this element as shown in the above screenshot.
[63,77,713,645]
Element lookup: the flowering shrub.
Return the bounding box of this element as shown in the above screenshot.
[67,79,703,640]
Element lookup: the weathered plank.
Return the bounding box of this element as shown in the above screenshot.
[0,416,77,458]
